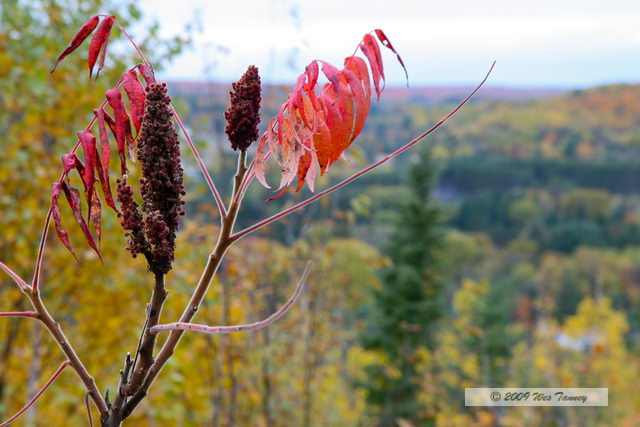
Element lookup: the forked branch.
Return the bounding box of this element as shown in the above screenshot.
[149,261,312,335]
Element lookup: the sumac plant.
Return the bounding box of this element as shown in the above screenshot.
[0,13,493,427]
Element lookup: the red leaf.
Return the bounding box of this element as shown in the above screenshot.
[138,63,156,86]
[78,130,96,216]
[50,15,99,73]
[105,88,133,174]
[255,30,406,197]
[88,16,114,79]
[61,181,102,261]
[374,29,408,83]
[360,34,385,100]
[51,182,78,261]
[122,69,146,134]
[93,109,117,212]
[89,194,102,245]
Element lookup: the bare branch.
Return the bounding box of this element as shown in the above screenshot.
[84,392,94,427]
[231,61,496,242]
[170,105,228,218]
[150,262,312,335]
[0,262,29,291]
[0,312,38,319]
[0,360,70,427]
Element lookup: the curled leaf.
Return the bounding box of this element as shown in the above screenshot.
[93,109,117,212]
[138,63,156,86]
[122,69,146,134]
[52,182,78,261]
[89,194,102,245]
[51,15,99,73]
[61,181,102,261]
[78,130,96,216]
[105,88,133,174]
[88,16,115,79]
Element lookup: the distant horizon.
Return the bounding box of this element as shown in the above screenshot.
[139,0,640,89]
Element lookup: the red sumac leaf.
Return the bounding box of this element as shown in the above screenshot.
[255,29,405,197]
[88,16,115,79]
[78,130,96,216]
[51,182,78,261]
[89,194,102,245]
[374,29,408,82]
[93,109,118,212]
[61,181,102,261]
[50,15,99,73]
[105,88,132,174]
[138,63,156,86]
[122,69,146,134]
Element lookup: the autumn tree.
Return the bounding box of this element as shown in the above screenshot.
[358,152,444,426]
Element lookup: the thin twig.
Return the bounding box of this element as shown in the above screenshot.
[85,392,95,427]
[232,61,496,241]
[170,105,227,218]
[0,312,39,319]
[150,262,311,335]
[0,360,70,427]
[0,262,29,291]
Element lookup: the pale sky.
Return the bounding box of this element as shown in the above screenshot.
[138,0,640,88]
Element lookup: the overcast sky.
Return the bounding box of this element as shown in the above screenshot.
[138,0,640,88]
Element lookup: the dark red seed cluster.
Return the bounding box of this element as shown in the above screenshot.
[224,65,261,151]
[116,82,185,274]
[116,178,149,259]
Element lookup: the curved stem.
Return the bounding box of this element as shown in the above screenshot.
[0,361,70,427]
[170,105,227,218]
[232,61,495,241]
[0,261,29,291]
[150,262,311,335]
[0,312,38,318]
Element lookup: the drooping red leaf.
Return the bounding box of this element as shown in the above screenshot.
[374,29,408,82]
[62,153,85,180]
[105,88,133,174]
[254,30,407,196]
[122,69,146,134]
[51,182,78,261]
[88,16,115,79]
[61,181,102,260]
[89,194,102,245]
[93,109,117,212]
[360,34,385,100]
[102,109,117,136]
[78,130,96,216]
[138,63,156,86]
[50,15,99,73]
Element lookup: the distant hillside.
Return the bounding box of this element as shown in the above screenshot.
[168,80,567,104]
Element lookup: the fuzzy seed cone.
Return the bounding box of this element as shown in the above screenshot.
[225,65,261,151]
[137,82,185,274]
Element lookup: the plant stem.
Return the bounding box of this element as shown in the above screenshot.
[121,150,248,420]
[28,290,109,419]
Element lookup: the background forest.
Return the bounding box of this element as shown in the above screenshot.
[1,1,640,426]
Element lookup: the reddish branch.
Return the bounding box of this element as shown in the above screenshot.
[0,361,70,427]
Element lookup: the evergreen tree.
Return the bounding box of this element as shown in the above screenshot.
[359,152,444,426]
